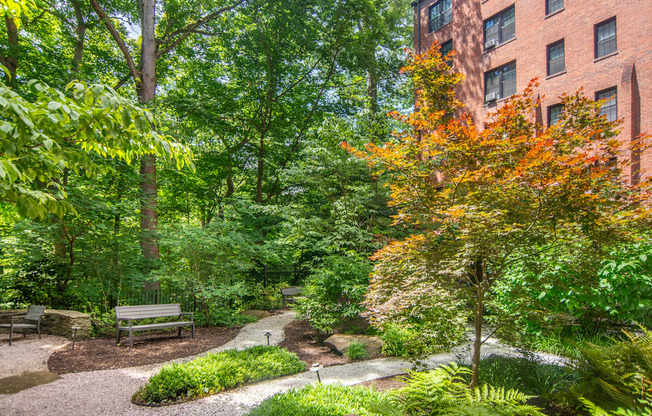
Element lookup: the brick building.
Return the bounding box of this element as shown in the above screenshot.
[412,0,652,182]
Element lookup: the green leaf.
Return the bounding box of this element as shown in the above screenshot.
[47,101,62,111]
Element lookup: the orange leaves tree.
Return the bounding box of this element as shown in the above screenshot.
[344,44,651,386]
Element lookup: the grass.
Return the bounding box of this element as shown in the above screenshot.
[133,346,306,404]
[345,340,370,360]
[246,383,387,416]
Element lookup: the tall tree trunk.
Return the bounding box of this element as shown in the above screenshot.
[255,134,264,203]
[70,0,87,74]
[471,259,486,388]
[3,14,19,85]
[138,0,160,263]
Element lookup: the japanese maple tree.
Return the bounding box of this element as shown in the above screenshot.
[345,44,652,386]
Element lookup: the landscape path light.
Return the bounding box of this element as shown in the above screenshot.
[310,363,323,383]
[264,331,272,346]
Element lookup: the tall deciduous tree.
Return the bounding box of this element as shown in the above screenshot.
[90,0,244,261]
[346,45,652,386]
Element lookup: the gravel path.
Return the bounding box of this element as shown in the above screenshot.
[0,335,69,378]
[0,313,567,416]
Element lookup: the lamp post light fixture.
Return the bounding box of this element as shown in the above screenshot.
[71,325,81,351]
[310,363,323,383]
[264,331,272,346]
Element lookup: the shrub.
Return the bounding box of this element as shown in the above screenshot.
[345,340,370,360]
[133,346,306,404]
[370,363,545,416]
[380,320,462,358]
[294,253,372,337]
[246,383,387,416]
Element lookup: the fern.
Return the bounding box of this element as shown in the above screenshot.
[464,384,533,404]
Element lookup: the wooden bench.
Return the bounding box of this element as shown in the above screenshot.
[115,304,194,350]
[280,286,305,307]
[0,305,45,346]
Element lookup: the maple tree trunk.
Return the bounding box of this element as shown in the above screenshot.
[138,0,160,263]
[471,259,485,388]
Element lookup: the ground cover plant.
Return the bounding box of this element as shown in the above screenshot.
[246,383,388,416]
[133,346,305,404]
[345,340,370,360]
[371,363,545,416]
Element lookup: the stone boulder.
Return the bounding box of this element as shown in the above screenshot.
[41,310,92,340]
[323,334,384,358]
[0,308,91,340]
[240,310,271,320]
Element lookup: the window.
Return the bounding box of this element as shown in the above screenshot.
[484,6,515,50]
[548,104,563,125]
[546,0,563,15]
[595,17,616,58]
[441,39,453,62]
[596,87,617,122]
[485,61,516,102]
[547,39,565,75]
[429,0,452,33]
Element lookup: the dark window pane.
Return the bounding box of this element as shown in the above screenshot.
[502,63,516,97]
[596,87,617,122]
[429,0,453,32]
[485,61,516,101]
[548,104,563,125]
[547,0,563,14]
[441,39,453,57]
[547,40,565,75]
[484,6,516,49]
[595,18,617,58]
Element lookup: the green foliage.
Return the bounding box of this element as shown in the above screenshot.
[0,79,192,219]
[478,355,578,404]
[134,346,306,404]
[370,363,545,416]
[243,282,286,311]
[569,327,652,412]
[247,383,387,416]
[294,253,372,336]
[345,340,370,360]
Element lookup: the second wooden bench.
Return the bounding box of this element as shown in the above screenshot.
[115,304,195,350]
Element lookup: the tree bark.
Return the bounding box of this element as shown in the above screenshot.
[3,14,19,85]
[256,134,264,203]
[471,259,486,388]
[138,0,160,263]
[70,0,87,74]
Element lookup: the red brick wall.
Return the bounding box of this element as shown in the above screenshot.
[414,0,652,182]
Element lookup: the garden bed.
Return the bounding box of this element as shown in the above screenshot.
[48,326,240,374]
[279,319,356,367]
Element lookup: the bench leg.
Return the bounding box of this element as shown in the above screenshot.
[178,326,182,338]
[129,329,133,350]
[23,329,26,338]
[192,323,195,339]
[116,328,121,345]
[9,322,12,346]
[37,322,41,339]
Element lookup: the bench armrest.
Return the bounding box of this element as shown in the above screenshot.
[11,315,26,323]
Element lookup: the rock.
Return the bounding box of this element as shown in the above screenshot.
[323,334,384,358]
[241,310,271,320]
[41,309,92,340]
[0,308,91,340]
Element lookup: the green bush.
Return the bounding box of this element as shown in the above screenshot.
[380,321,462,358]
[247,383,387,416]
[371,363,545,416]
[294,253,372,337]
[345,340,370,360]
[133,346,306,404]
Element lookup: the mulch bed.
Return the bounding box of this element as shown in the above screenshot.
[279,319,354,367]
[48,326,240,374]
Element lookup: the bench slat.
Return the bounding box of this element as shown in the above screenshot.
[115,304,181,319]
[117,321,192,331]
